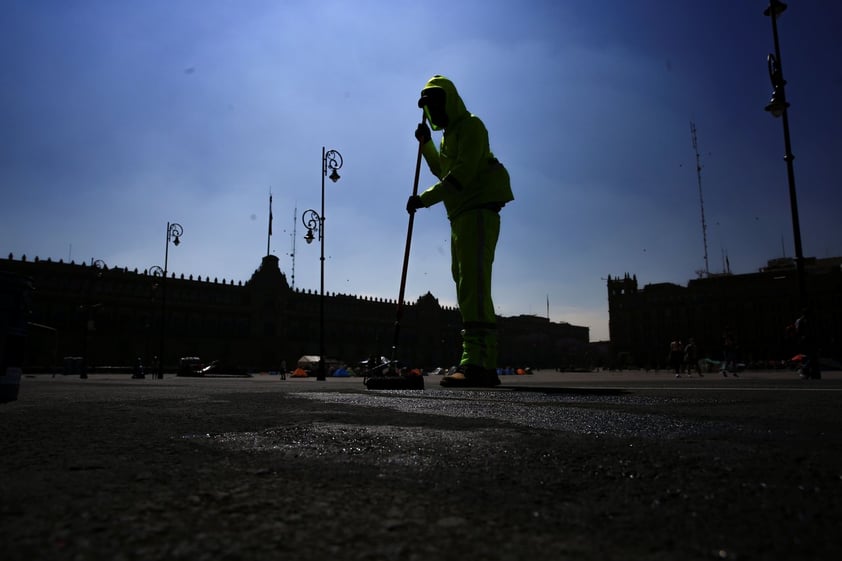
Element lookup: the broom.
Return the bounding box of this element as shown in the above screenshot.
[365,113,427,390]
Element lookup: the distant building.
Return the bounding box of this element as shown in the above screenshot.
[607,257,842,368]
[3,253,590,372]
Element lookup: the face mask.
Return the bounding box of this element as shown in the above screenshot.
[419,88,448,130]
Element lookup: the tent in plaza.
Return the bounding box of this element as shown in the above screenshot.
[297,355,321,369]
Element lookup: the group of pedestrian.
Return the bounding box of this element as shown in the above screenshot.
[667,314,822,380]
[669,332,742,378]
[670,338,704,378]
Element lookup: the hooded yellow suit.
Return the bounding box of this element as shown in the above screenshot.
[416,75,514,370]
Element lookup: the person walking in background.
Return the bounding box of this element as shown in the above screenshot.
[795,309,821,380]
[670,338,683,376]
[721,329,738,377]
[407,75,514,388]
[684,338,702,377]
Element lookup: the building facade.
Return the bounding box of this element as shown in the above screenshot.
[607,257,842,368]
[3,253,590,373]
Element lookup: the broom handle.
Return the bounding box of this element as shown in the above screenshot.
[391,112,427,363]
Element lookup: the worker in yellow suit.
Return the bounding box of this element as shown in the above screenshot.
[407,75,514,387]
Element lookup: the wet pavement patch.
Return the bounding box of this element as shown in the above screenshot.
[307,390,751,440]
[180,422,507,468]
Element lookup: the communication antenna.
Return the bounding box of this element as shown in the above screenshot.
[267,190,273,257]
[690,121,710,277]
[289,204,297,289]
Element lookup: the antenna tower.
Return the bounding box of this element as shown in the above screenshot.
[690,121,710,277]
[290,205,297,289]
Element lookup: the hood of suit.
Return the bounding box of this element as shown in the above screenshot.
[420,75,468,131]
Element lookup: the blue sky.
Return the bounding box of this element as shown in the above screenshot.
[2,1,841,341]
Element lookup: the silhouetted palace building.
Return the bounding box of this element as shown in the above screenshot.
[607,257,842,368]
[3,253,590,372]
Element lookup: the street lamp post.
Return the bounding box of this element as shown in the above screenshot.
[147,265,165,379]
[157,222,183,379]
[80,259,106,379]
[763,1,817,378]
[302,147,343,381]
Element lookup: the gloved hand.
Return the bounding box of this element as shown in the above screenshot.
[406,195,424,214]
[414,122,431,144]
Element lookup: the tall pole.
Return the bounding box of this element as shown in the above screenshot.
[148,265,164,377]
[290,205,297,289]
[158,223,170,380]
[302,148,342,381]
[318,147,326,381]
[690,121,710,277]
[267,192,273,257]
[766,2,806,308]
[764,1,815,378]
[81,259,106,379]
[158,222,183,379]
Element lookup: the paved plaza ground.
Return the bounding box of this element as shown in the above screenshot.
[1,369,841,560]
